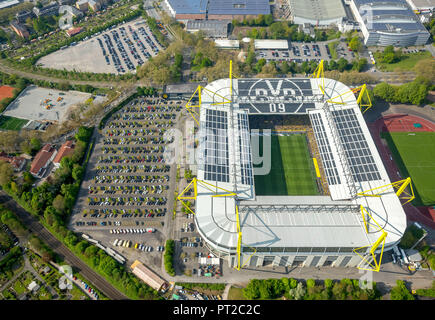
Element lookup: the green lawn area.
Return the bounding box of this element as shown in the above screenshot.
[376,51,432,71]
[327,41,339,60]
[0,116,28,131]
[228,286,246,300]
[382,131,435,206]
[254,134,319,196]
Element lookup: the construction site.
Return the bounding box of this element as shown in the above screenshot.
[176,60,414,272]
[2,85,102,123]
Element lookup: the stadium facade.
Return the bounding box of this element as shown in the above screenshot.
[190,75,407,269]
[350,0,430,46]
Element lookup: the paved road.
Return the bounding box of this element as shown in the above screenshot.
[0,191,128,300]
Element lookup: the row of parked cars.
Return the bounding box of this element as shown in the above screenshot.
[77,277,99,300]
[110,228,156,234]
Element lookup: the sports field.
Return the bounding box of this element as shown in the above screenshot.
[0,116,28,131]
[382,131,435,206]
[254,133,319,196]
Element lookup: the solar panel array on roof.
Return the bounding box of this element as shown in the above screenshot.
[237,113,253,185]
[332,108,381,183]
[208,0,270,15]
[201,109,230,183]
[166,0,207,14]
[309,113,341,185]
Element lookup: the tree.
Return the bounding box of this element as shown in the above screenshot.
[0,160,13,187]
[390,280,415,300]
[414,59,435,84]
[374,82,396,101]
[349,37,363,52]
[264,14,274,26]
[289,282,306,300]
[72,165,84,181]
[52,194,66,214]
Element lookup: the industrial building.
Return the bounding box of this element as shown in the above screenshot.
[165,0,270,20]
[288,0,347,26]
[180,69,408,270]
[405,0,435,12]
[186,20,230,38]
[350,0,431,46]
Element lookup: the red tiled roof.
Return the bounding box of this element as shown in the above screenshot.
[66,27,83,37]
[30,144,55,175]
[53,140,74,164]
[0,152,25,170]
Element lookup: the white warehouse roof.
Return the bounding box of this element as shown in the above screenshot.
[254,39,289,50]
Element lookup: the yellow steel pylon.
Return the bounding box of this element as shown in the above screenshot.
[309,59,325,95]
[357,177,415,205]
[176,178,237,216]
[353,231,387,272]
[326,84,373,114]
[354,205,388,272]
[355,84,373,114]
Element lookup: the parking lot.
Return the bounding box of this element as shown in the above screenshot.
[38,18,164,74]
[256,40,356,63]
[171,210,223,278]
[70,98,182,266]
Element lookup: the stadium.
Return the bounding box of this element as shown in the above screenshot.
[178,62,410,271]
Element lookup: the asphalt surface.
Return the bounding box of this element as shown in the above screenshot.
[0,191,128,300]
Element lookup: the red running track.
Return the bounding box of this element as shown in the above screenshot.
[368,113,435,230]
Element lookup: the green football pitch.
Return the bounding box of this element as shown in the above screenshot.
[254,133,319,196]
[0,116,28,131]
[382,131,435,206]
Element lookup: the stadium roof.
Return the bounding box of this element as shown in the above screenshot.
[353,0,427,32]
[194,76,407,254]
[289,0,346,24]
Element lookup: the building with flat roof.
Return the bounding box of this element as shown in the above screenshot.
[254,39,289,50]
[214,39,240,49]
[165,0,270,20]
[186,20,230,38]
[188,75,407,269]
[288,0,347,26]
[208,0,271,20]
[0,0,19,9]
[350,0,431,46]
[165,0,207,20]
[406,0,435,12]
[33,1,59,17]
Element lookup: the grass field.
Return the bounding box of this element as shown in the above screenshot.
[254,133,319,196]
[376,51,432,71]
[0,116,28,130]
[382,131,435,206]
